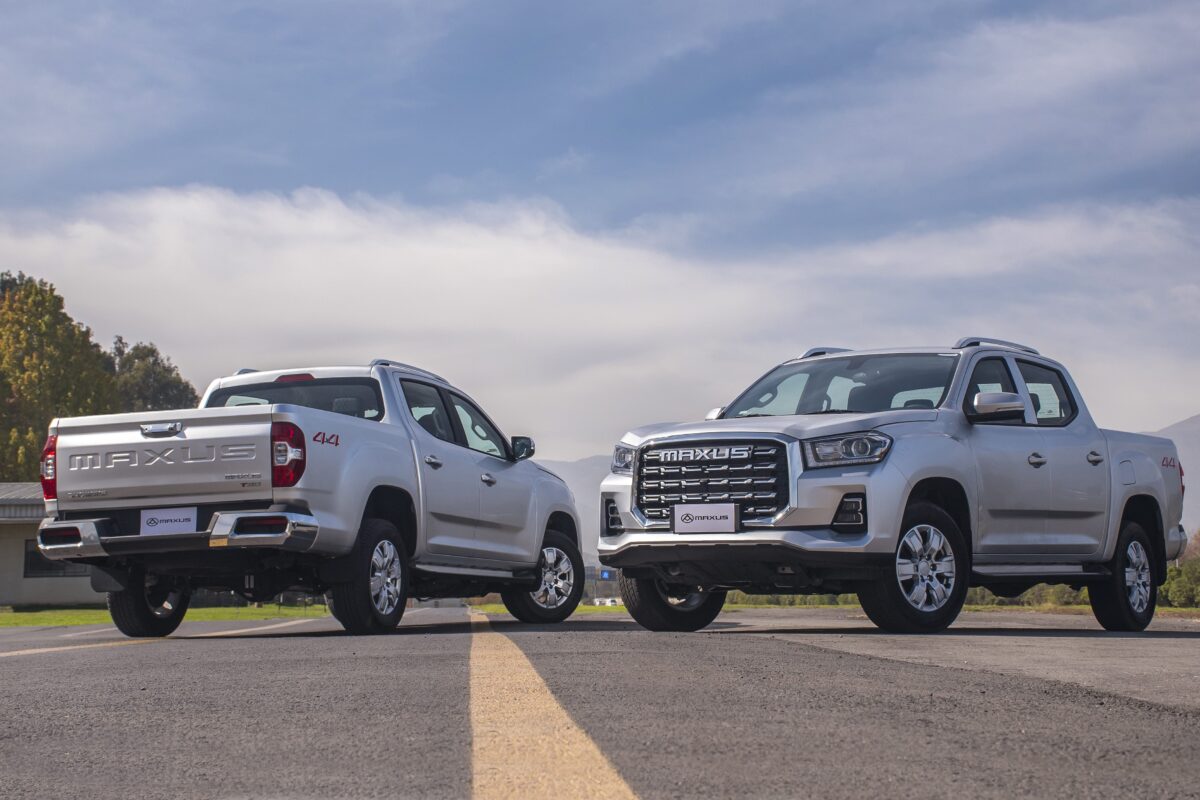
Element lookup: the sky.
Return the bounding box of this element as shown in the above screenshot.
[0,1,1197,460]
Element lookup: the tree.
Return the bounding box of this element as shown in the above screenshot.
[111,336,199,412]
[0,273,117,480]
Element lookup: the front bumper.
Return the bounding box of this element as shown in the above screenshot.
[37,511,319,561]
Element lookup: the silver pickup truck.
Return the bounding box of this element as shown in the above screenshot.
[37,360,583,636]
[600,338,1187,633]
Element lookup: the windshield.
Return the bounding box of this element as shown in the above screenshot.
[724,354,959,418]
[206,378,385,421]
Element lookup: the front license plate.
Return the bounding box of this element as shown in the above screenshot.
[672,503,738,534]
[140,507,198,535]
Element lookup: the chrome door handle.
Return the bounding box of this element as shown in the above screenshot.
[1028,452,1047,468]
[1087,451,1105,465]
[481,473,497,486]
[424,455,443,469]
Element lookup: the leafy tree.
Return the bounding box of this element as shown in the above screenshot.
[0,273,117,480]
[111,336,199,412]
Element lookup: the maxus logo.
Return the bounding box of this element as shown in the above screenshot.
[68,444,256,471]
[680,513,729,523]
[652,445,753,463]
[145,516,192,527]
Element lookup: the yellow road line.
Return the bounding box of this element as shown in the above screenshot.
[469,613,638,800]
[0,639,154,658]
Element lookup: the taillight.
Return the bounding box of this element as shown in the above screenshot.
[40,434,57,500]
[275,373,315,383]
[271,422,306,487]
[1181,462,1185,498]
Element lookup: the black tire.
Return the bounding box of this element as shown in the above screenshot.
[501,530,585,623]
[857,502,969,633]
[330,518,409,634]
[618,572,726,632]
[107,570,191,638]
[1089,520,1157,632]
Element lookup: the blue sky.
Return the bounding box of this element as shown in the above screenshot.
[1,1,1198,457]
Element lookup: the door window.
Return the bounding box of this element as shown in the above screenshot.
[401,381,454,442]
[449,394,506,457]
[1016,361,1076,427]
[963,358,1020,423]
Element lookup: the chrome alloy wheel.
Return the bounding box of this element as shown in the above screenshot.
[144,576,185,619]
[369,539,404,615]
[895,524,956,612]
[532,546,575,609]
[1125,540,1152,614]
[655,582,707,611]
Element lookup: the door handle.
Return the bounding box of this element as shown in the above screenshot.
[1027,452,1047,468]
[481,473,497,486]
[1087,451,1105,465]
[424,455,443,469]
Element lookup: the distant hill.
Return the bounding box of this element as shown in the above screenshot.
[1156,413,1199,539]
[540,414,1200,567]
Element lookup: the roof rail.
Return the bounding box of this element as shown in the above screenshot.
[799,346,852,359]
[369,359,448,383]
[953,337,1039,355]
[234,368,258,375]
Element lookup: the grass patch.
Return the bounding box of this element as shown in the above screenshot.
[0,604,330,627]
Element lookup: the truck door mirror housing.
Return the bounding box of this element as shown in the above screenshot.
[511,436,535,461]
[705,407,725,421]
[969,392,1026,423]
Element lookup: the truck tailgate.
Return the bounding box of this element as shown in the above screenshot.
[54,406,274,511]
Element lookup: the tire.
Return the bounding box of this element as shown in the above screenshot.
[618,572,726,632]
[501,530,585,624]
[107,570,191,638]
[1089,520,1157,632]
[857,501,969,633]
[330,518,409,634]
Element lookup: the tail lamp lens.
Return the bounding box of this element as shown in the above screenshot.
[271,422,306,487]
[40,434,58,500]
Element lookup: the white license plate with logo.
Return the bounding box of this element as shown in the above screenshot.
[140,507,198,535]
[672,503,738,534]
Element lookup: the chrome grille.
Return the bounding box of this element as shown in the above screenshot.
[635,440,789,523]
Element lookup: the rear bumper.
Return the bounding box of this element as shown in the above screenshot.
[1167,524,1189,561]
[36,511,319,561]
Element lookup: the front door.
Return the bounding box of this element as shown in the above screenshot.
[962,357,1054,554]
[1015,360,1109,555]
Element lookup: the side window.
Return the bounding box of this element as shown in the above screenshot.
[400,381,454,442]
[1017,361,1076,427]
[448,394,506,457]
[963,358,1019,422]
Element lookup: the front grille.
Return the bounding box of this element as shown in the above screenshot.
[635,440,790,524]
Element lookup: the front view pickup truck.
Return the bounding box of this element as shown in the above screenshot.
[600,338,1187,633]
[36,360,584,636]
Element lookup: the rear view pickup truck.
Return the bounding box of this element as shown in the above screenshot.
[601,338,1187,633]
[37,360,584,636]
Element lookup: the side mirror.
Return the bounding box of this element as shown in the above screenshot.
[705,407,725,421]
[969,392,1026,423]
[511,436,535,461]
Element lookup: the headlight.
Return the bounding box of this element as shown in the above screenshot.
[803,432,892,468]
[611,444,636,474]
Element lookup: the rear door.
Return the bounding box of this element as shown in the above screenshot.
[397,380,481,557]
[962,356,1052,554]
[54,406,274,512]
[1015,360,1109,555]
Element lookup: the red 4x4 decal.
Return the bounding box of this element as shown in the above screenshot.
[313,432,340,447]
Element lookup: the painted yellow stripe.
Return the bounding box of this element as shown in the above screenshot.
[469,613,638,800]
[0,639,153,658]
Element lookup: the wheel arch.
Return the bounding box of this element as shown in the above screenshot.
[546,510,579,548]
[906,477,973,554]
[361,485,418,558]
[1121,494,1166,584]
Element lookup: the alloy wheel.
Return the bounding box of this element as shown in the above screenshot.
[895,524,956,612]
[531,546,575,609]
[1124,540,1152,614]
[369,539,404,615]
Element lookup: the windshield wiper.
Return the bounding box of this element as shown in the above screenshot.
[800,409,860,415]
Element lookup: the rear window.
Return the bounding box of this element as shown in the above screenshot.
[206,378,385,421]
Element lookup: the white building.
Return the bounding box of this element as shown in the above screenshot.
[0,483,96,606]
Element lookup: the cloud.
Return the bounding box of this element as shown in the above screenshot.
[1,187,1196,459]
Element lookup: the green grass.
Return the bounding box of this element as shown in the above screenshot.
[0,604,330,627]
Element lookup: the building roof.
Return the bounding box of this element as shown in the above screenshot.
[0,483,45,522]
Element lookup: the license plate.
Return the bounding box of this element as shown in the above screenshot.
[672,503,738,534]
[140,507,198,535]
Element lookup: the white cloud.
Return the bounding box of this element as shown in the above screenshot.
[0,187,1196,458]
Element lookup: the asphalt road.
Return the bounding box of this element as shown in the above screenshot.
[2,606,1200,800]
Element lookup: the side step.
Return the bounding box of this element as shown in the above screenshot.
[972,564,1111,582]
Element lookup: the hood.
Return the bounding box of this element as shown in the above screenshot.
[532,462,567,483]
[622,409,938,446]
